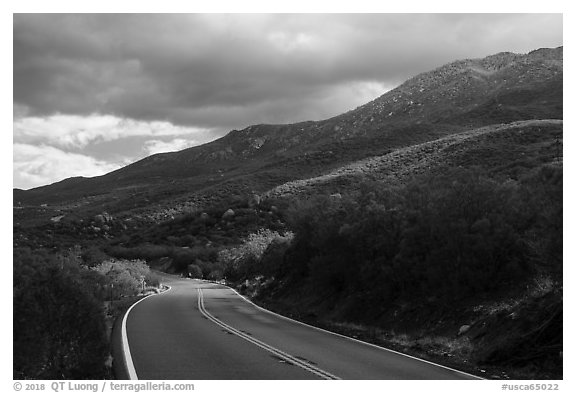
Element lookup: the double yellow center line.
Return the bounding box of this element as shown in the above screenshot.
[197,288,341,380]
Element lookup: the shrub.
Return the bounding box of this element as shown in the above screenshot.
[219,229,294,280]
[14,248,108,379]
[208,270,224,281]
[145,271,161,287]
[92,258,150,298]
[80,246,109,267]
[187,264,203,278]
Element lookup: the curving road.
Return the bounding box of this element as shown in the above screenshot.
[115,275,481,380]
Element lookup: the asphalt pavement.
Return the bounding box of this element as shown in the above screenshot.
[119,275,481,380]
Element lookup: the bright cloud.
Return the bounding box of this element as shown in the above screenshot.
[14,114,211,149]
[143,138,199,155]
[13,143,122,190]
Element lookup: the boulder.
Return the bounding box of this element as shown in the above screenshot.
[94,212,113,224]
[458,324,471,336]
[249,194,261,207]
[50,215,65,223]
[222,209,235,220]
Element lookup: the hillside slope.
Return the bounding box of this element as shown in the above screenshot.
[14,47,562,220]
[267,119,563,198]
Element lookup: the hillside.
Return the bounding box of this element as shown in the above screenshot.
[13,46,563,380]
[267,119,563,198]
[14,47,562,221]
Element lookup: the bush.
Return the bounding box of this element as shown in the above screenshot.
[14,248,108,379]
[171,246,218,272]
[208,270,224,281]
[219,229,294,280]
[92,258,151,298]
[145,271,161,287]
[259,237,293,277]
[80,246,109,267]
[187,264,203,278]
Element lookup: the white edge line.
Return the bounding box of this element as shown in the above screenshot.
[197,279,483,380]
[197,288,339,380]
[121,285,172,380]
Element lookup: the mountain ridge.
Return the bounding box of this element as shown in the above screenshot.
[14,47,563,219]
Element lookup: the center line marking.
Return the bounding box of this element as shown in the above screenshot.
[197,288,340,380]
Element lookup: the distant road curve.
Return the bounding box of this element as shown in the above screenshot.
[115,275,482,380]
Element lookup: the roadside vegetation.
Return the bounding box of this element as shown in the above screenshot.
[229,164,563,378]
[13,247,161,379]
[103,197,290,279]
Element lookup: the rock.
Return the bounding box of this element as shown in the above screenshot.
[94,211,113,224]
[222,209,235,220]
[102,224,110,232]
[249,194,261,207]
[330,193,342,199]
[200,212,209,221]
[458,325,471,335]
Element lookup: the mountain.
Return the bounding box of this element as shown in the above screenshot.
[14,47,563,219]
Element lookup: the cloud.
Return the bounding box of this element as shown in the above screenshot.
[13,143,122,190]
[143,138,199,155]
[12,14,563,190]
[14,14,562,131]
[14,114,212,149]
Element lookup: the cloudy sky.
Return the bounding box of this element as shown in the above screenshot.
[13,13,562,190]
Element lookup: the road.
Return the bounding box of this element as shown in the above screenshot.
[116,275,480,380]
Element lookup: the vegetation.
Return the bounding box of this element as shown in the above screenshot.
[12,47,563,380]
[256,166,561,300]
[233,165,562,377]
[13,248,109,379]
[218,229,294,281]
[92,258,153,298]
[13,248,161,379]
[103,197,290,279]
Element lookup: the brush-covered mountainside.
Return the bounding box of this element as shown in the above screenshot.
[14,47,563,380]
[14,47,562,221]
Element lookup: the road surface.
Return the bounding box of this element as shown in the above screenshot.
[116,275,480,380]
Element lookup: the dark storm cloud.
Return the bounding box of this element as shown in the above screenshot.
[14,13,563,130]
